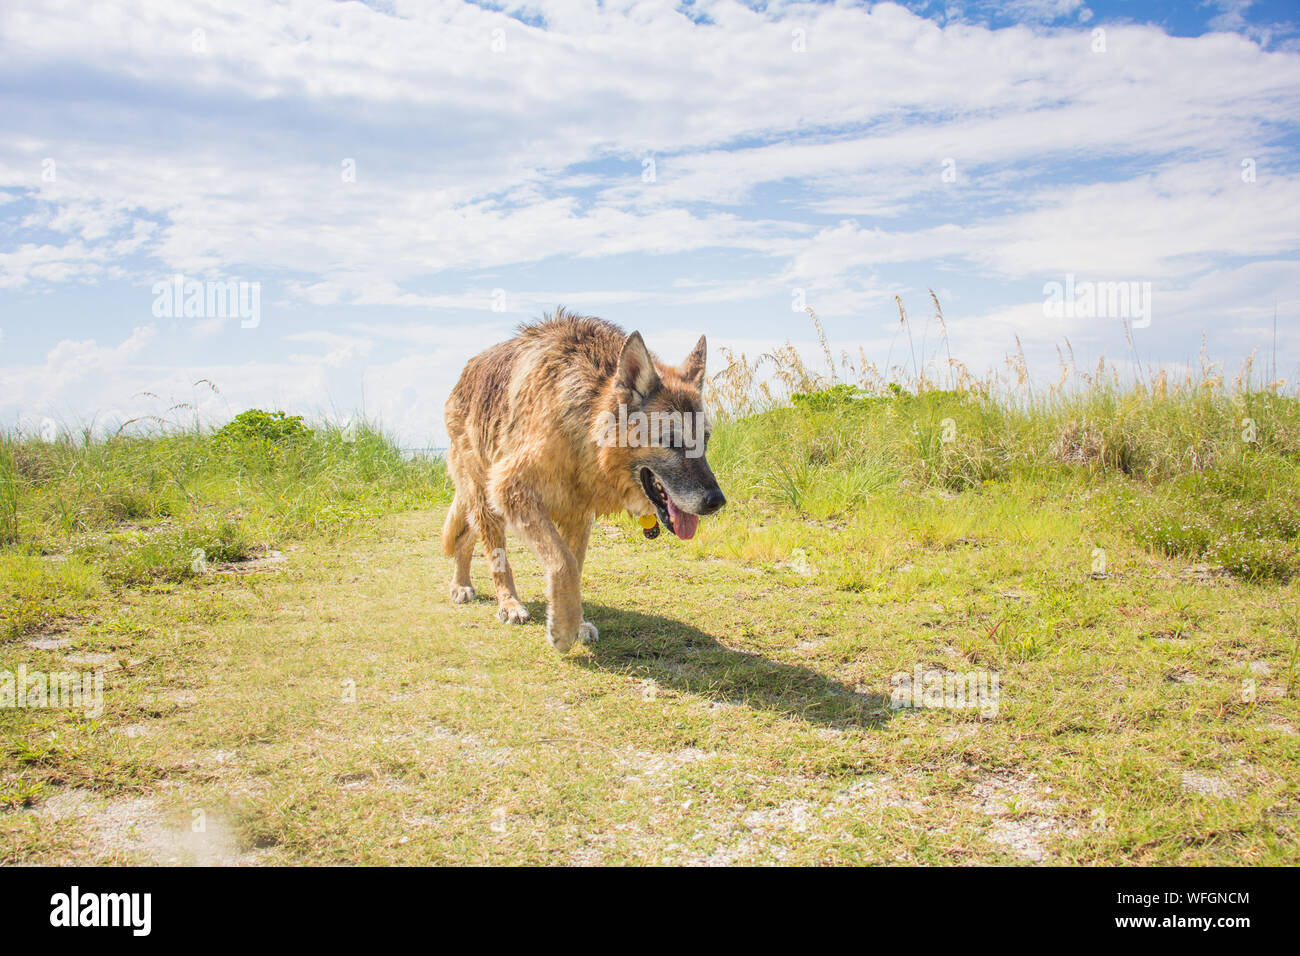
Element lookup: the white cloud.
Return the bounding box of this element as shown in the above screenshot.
[284,330,375,367]
[2,2,1295,294]
[0,0,1297,440]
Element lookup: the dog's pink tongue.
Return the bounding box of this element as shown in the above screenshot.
[665,498,699,540]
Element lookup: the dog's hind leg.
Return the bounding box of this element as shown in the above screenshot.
[476,507,530,625]
[443,490,478,604]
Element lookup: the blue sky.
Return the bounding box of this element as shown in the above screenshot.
[2,0,1298,445]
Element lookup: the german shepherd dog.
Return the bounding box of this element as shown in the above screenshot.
[441,309,726,652]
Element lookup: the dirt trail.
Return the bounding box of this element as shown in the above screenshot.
[6,508,1296,865]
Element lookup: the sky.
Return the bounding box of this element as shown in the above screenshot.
[1,0,1298,447]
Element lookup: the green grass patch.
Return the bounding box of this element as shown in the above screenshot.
[711,383,1300,579]
[0,414,451,638]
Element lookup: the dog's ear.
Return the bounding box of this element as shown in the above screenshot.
[681,335,707,391]
[617,331,660,402]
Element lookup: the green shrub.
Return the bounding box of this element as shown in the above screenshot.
[791,384,873,412]
[214,409,313,448]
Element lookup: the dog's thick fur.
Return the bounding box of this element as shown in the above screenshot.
[441,309,726,652]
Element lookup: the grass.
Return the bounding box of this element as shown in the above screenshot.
[711,393,1300,581]
[1,312,1298,864]
[0,418,449,640]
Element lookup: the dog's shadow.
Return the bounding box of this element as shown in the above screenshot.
[557,603,892,730]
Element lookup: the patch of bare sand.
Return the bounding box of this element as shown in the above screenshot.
[1180,771,1241,799]
[25,635,74,651]
[671,768,1070,865]
[210,548,287,574]
[671,773,930,866]
[968,772,1070,862]
[31,789,268,866]
[616,747,717,783]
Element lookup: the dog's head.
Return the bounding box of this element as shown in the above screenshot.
[607,331,726,540]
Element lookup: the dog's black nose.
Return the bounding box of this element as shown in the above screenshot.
[699,488,726,515]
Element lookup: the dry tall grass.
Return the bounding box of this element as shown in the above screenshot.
[705,295,1300,580]
[708,293,1289,419]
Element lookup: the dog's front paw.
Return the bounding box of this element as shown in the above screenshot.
[578,621,599,645]
[449,584,476,604]
[546,623,578,653]
[497,599,530,624]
